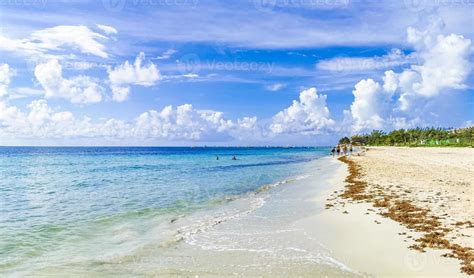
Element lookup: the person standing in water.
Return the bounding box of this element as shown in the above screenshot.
[232,156,237,160]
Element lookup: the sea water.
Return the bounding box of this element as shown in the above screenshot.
[0,147,355,276]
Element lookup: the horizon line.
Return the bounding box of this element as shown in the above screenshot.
[0,145,333,148]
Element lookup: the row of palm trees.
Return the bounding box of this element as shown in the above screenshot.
[340,127,474,147]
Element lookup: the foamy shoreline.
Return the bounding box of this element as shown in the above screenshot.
[325,146,473,276]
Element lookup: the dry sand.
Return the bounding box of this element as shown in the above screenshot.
[353,147,473,247]
[326,147,473,276]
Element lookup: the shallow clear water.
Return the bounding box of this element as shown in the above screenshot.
[0,146,330,274]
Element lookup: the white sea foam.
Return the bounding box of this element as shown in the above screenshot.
[176,196,266,245]
[173,173,313,245]
[152,163,357,276]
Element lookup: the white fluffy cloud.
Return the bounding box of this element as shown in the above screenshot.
[401,29,471,100]
[0,64,13,97]
[0,25,112,59]
[108,52,161,102]
[134,104,259,140]
[1,25,113,104]
[346,20,472,133]
[270,88,335,135]
[110,86,130,103]
[35,59,103,104]
[0,99,131,139]
[396,24,471,112]
[0,100,77,138]
[0,99,259,142]
[347,79,392,131]
[382,70,398,93]
[0,101,22,126]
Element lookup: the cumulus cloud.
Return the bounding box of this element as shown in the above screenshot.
[403,31,471,98]
[395,25,471,113]
[35,59,104,104]
[0,99,131,139]
[0,100,259,142]
[346,19,472,133]
[0,64,14,97]
[108,52,160,86]
[270,88,335,135]
[346,79,392,131]
[0,100,77,138]
[135,105,260,140]
[0,101,22,126]
[110,86,130,102]
[382,70,398,93]
[108,52,161,102]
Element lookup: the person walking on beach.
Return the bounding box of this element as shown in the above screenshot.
[331,147,336,157]
[336,145,340,156]
[343,145,348,156]
[349,144,353,155]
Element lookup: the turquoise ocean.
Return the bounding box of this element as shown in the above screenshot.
[0,147,335,275]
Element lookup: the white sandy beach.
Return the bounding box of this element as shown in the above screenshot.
[318,154,468,277]
[325,146,473,276]
[349,147,473,249]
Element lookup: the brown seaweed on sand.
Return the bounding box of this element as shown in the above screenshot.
[335,156,474,275]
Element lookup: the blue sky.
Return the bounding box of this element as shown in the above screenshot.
[0,0,473,146]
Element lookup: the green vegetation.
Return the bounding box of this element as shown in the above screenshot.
[345,127,474,147]
[339,136,351,145]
